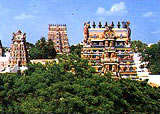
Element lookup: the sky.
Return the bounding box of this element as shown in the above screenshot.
[0,0,160,47]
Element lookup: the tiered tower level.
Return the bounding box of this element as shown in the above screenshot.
[48,24,70,54]
[10,30,28,67]
[81,21,137,79]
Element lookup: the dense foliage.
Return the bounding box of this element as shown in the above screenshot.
[70,44,82,57]
[131,40,160,74]
[27,37,56,60]
[0,54,160,113]
[141,41,160,74]
[131,40,147,53]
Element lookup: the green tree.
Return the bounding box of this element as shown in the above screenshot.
[141,41,160,74]
[131,40,160,74]
[70,44,82,57]
[28,37,56,60]
[0,54,160,113]
[131,40,147,53]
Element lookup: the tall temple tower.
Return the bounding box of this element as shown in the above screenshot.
[10,30,28,67]
[48,24,70,54]
[81,21,138,79]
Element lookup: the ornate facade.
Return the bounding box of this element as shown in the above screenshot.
[48,24,70,54]
[81,21,138,79]
[10,30,28,67]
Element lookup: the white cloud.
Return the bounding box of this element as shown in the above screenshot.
[14,13,35,20]
[110,2,126,12]
[151,30,160,34]
[97,7,106,15]
[143,11,153,17]
[96,2,128,16]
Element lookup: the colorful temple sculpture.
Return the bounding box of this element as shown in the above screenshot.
[81,21,138,79]
[10,30,28,68]
[48,24,70,54]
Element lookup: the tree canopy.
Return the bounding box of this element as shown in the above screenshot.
[131,40,147,53]
[0,54,160,113]
[27,37,56,60]
[70,44,82,57]
[141,41,160,74]
[131,40,160,74]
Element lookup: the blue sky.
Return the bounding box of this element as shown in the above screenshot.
[0,0,160,47]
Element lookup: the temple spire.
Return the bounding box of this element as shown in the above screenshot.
[105,21,108,27]
[111,22,114,28]
[92,21,96,28]
[117,21,121,28]
[98,22,102,28]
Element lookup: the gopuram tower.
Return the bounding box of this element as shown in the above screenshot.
[48,24,70,54]
[10,30,28,67]
[81,21,138,79]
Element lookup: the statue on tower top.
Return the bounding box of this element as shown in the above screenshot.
[122,21,131,39]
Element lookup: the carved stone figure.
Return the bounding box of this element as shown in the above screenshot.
[111,53,115,58]
[125,40,129,45]
[105,65,109,72]
[120,66,124,72]
[105,41,108,46]
[84,23,89,40]
[122,21,131,39]
[102,54,104,59]
[133,66,137,71]
[127,66,130,72]
[96,56,100,60]
[127,27,131,39]
[112,65,116,72]
[99,42,103,46]
[106,53,109,58]
[110,41,114,47]
[102,67,104,72]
